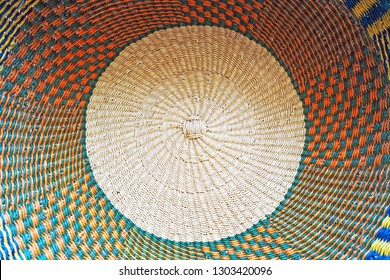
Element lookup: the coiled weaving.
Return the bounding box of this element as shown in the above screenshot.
[0,0,389,260]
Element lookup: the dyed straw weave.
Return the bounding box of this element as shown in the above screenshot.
[0,0,389,260]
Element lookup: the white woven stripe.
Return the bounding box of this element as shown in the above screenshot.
[86,26,306,242]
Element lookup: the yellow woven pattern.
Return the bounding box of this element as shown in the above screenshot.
[352,0,380,17]
[0,0,39,63]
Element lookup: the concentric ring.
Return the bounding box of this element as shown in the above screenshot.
[86,26,306,242]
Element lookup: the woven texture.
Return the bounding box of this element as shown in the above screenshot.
[86,25,306,242]
[346,0,390,80]
[0,0,389,260]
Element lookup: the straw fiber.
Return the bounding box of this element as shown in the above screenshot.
[0,0,389,260]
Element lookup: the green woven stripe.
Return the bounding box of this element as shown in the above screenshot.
[0,0,388,260]
[0,213,25,259]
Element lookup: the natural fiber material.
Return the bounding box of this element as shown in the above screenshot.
[346,0,390,80]
[0,0,389,260]
[86,25,305,242]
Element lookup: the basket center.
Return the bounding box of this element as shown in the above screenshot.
[182,116,207,140]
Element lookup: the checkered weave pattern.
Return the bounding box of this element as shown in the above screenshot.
[0,0,389,260]
[344,0,390,260]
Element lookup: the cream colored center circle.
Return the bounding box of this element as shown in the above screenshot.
[86,26,306,242]
[182,116,207,139]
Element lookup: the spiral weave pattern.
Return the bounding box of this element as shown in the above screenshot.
[0,0,389,260]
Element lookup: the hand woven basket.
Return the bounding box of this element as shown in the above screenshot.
[0,0,389,260]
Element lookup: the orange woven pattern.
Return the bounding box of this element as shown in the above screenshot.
[0,0,388,259]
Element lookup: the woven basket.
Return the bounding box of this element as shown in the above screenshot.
[0,0,389,260]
